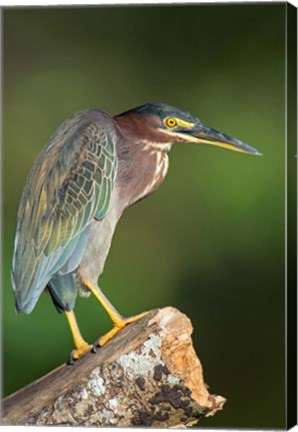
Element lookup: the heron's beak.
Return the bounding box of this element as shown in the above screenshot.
[181,122,262,156]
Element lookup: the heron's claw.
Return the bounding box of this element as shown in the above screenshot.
[91,341,99,353]
[67,352,75,366]
[95,311,149,348]
[66,343,93,365]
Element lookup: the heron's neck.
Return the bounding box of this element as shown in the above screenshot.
[129,148,170,205]
[116,138,170,207]
[138,139,172,153]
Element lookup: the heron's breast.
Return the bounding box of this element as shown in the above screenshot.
[78,196,122,284]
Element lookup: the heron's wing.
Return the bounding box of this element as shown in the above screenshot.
[12,109,118,313]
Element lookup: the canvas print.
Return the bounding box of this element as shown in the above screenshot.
[1,2,297,429]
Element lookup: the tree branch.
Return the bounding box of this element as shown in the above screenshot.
[2,307,226,427]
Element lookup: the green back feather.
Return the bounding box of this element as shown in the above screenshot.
[12,109,118,313]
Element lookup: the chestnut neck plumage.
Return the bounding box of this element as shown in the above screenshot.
[114,113,171,207]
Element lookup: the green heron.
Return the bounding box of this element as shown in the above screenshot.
[11,103,261,361]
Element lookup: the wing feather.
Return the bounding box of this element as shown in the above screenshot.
[12,109,118,313]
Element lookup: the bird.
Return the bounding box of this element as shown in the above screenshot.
[11,103,261,362]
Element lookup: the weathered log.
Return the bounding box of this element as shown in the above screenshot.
[2,307,226,427]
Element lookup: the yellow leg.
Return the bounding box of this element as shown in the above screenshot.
[84,281,148,347]
[65,310,92,361]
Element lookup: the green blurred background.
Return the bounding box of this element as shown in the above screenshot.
[3,4,286,428]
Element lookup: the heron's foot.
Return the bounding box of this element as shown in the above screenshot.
[92,311,148,351]
[68,342,93,365]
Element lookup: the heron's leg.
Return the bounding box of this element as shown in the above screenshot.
[84,281,147,347]
[65,310,92,362]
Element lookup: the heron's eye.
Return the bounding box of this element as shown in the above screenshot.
[165,118,177,128]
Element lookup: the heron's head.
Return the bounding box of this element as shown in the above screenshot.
[115,102,262,155]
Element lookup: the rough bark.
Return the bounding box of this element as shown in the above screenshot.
[2,307,226,427]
